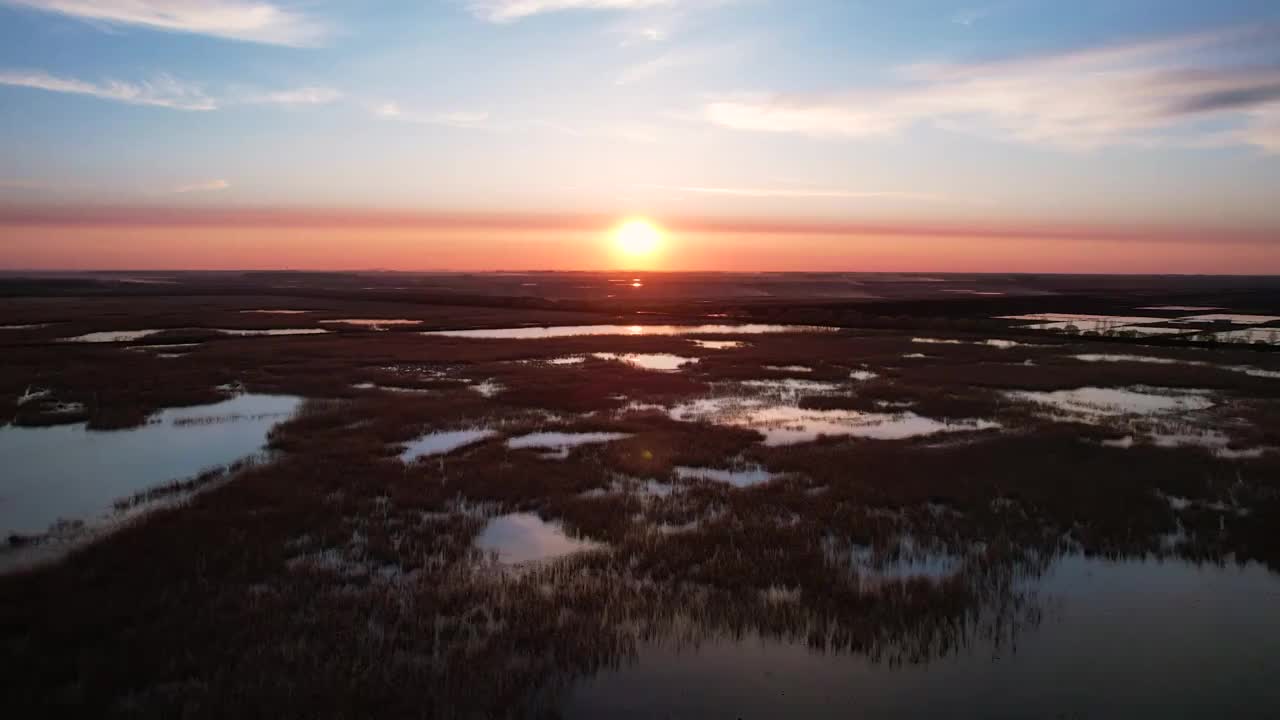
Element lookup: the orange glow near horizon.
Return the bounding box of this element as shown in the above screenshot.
[3,223,1279,274]
[0,208,1277,274]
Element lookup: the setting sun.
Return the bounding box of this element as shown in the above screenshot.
[612,218,664,258]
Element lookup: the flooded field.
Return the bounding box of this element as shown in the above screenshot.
[3,273,1280,717]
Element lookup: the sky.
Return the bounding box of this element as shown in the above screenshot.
[1,0,1279,272]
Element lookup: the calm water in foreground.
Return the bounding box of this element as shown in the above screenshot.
[563,555,1280,718]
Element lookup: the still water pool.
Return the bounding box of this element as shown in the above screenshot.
[0,394,301,537]
[563,555,1280,718]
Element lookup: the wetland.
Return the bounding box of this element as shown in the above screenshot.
[2,271,1279,717]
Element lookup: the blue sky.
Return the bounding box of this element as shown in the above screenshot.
[1,1,1279,271]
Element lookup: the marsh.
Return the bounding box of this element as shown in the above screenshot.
[2,271,1279,717]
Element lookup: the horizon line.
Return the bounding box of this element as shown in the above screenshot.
[3,267,1279,278]
[1,205,1277,245]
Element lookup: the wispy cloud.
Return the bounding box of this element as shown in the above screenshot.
[2,177,233,196]
[374,102,489,129]
[0,68,342,111]
[703,25,1280,152]
[241,86,342,106]
[170,179,230,193]
[664,185,956,203]
[0,69,216,110]
[469,0,674,24]
[3,0,328,46]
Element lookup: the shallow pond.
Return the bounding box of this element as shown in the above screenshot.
[1103,431,1268,458]
[318,318,423,329]
[690,340,744,350]
[61,330,169,343]
[562,555,1280,718]
[669,398,997,446]
[400,429,496,461]
[1009,386,1268,456]
[1138,305,1223,311]
[474,513,604,565]
[912,337,1032,349]
[762,364,813,372]
[422,324,836,339]
[911,337,966,345]
[1074,353,1280,380]
[131,342,202,352]
[998,310,1280,342]
[506,432,632,453]
[211,328,330,337]
[997,313,1198,336]
[60,328,328,342]
[738,378,843,396]
[999,313,1167,324]
[469,380,505,397]
[1006,386,1215,417]
[1074,353,1185,366]
[0,394,301,537]
[593,352,697,371]
[0,323,48,330]
[674,465,780,488]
